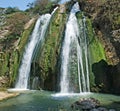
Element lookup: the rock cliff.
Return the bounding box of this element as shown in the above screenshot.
[79,0,120,94]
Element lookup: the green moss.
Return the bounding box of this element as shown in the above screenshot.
[14,20,35,68]
[37,10,67,80]
[86,18,106,88]
[9,20,36,86]
[76,12,83,19]
[0,18,36,87]
[9,51,19,86]
[86,18,106,63]
[19,22,35,55]
[9,21,35,86]
[5,12,30,38]
[76,13,106,63]
[76,12,107,90]
[0,53,9,76]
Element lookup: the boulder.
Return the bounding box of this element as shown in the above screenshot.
[71,98,100,110]
[71,98,116,111]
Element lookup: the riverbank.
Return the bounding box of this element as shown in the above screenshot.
[0,91,19,101]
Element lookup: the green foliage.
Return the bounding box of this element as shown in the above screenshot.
[5,7,21,14]
[86,17,107,91]
[10,19,34,86]
[0,52,9,76]
[0,51,19,87]
[38,9,67,79]
[86,18,106,63]
[0,17,36,87]
[76,12,107,90]
[32,0,54,15]
[18,20,35,62]
[19,26,33,52]
[6,12,30,38]
[9,19,35,87]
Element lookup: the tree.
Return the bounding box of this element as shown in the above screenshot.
[27,2,34,9]
[5,7,20,14]
[32,0,55,14]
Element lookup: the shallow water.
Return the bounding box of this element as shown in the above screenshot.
[0,91,120,111]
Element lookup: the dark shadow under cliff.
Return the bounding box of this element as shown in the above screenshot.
[92,59,120,95]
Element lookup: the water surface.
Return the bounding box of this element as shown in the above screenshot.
[0,91,120,111]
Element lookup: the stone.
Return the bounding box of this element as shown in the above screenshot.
[90,108,99,111]
[109,109,116,111]
[97,107,108,111]
[71,98,100,110]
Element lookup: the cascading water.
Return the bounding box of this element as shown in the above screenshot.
[77,16,90,92]
[60,2,90,93]
[15,14,51,89]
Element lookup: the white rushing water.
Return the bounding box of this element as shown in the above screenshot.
[77,16,90,92]
[60,2,80,93]
[15,7,58,90]
[60,2,90,93]
[15,14,51,89]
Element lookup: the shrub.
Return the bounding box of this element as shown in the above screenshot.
[6,12,30,38]
[5,7,20,14]
[32,0,55,14]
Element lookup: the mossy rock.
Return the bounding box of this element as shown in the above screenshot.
[31,8,68,90]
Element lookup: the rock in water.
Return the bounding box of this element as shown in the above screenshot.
[71,98,100,110]
[71,98,116,111]
[97,107,108,111]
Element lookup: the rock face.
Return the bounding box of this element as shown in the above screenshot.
[92,60,120,94]
[79,0,120,95]
[0,9,36,88]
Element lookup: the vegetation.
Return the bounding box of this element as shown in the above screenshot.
[86,18,107,92]
[26,0,58,15]
[0,0,119,94]
[76,12,107,92]
[30,7,68,90]
[40,10,61,74]
[5,7,21,14]
[6,12,30,38]
[0,7,36,87]
[86,18,106,63]
[11,20,36,86]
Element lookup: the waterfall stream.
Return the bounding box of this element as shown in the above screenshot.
[60,2,90,93]
[77,16,90,92]
[15,14,51,89]
[13,2,90,92]
[14,7,58,90]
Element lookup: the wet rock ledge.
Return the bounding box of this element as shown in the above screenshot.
[0,91,19,101]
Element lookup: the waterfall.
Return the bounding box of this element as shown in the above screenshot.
[77,16,90,92]
[60,2,90,93]
[15,14,51,89]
